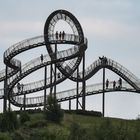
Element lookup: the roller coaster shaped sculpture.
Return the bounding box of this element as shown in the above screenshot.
[0,9,140,114]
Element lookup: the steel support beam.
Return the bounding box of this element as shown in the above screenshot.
[102,67,105,117]
[23,92,26,111]
[54,44,57,98]
[82,52,86,110]
[50,62,53,97]
[3,65,8,112]
[44,65,47,110]
[69,99,71,110]
[76,67,79,110]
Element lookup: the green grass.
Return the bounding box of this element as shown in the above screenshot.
[0,111,140,140]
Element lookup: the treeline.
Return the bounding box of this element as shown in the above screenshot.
[64,109,102,117]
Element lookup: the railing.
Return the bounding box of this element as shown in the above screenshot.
[107,58,140,88]
[56,81,134,99]
[0,89,4,98]
[71,57,140,88]
[72,59,101,79]
[3,34,84,86]
[8,56,140,95]
[48,34,80,43]
[4,34,87,59]
[1,29,140,107]
[1,55,140,100]
[4,35,44,58]
[8,45,80,87]
[0,69,6,81]
[11,80,136,106]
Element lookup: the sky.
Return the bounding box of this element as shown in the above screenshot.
[0,0,140,119]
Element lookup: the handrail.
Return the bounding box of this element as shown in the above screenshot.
[11,80,137,106]
[1,56,140,97]
[4,34,87,59]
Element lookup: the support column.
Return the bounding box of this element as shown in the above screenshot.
[8,101,11,111]
[102,67,105,117]
[76,67,79,110]
[69,99,71,110]
[44,65,47,110]
[54,44,57,98]
[50,63,53,97]
[3,65,8,112]
[82,52,86,111]
[23,92,26,111]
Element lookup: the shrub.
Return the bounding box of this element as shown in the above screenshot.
[44,95,64,123]
[65,109,102,117]
[0,111,18,132]
[0,132,11,140]
[94,118,117,140]
[20,111,30,124]
[28,120,47,128]
[11,131,24,140]
[68,122,88,140]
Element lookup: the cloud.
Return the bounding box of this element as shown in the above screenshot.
[0,20,44,51]
[0,20,43,37]
[81,17,140,40]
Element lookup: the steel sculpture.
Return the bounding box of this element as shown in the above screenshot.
[0,10,140,117]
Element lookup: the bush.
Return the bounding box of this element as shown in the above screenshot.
[20,112,30,124]
[65,109,102,117]
[11,131,24,140]
[28,120,47,128]
[0,132,11,140]
[94,118,117,140]
[44,95,64,123]
[68,122,88,140]
[0,111,18,132]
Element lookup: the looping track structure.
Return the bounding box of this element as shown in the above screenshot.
[0,9,140,113]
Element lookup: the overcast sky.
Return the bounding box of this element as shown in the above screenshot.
[0,0,140,119]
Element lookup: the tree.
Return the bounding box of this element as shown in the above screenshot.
[44,95,64,123]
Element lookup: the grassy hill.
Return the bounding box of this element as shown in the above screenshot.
[0,110,140,140]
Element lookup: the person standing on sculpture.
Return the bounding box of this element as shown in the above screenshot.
[62,31,65,40]
[118,78,122,88]
[59,31,62,40]
[113,81,116,89]
[106,79,109,89]
[40,54,43,63]
[55,31,58,40]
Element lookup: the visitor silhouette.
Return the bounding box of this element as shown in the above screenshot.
[113,80,116,89]
[62,31,65,40]
[17,83,21,93]
[106,79,109,89]
[118,78,122,88]
[59,31,62,40]
[40,54,43,63]
[55,31,58,40]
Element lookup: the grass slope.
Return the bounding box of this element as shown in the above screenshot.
[0,111,140,140]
